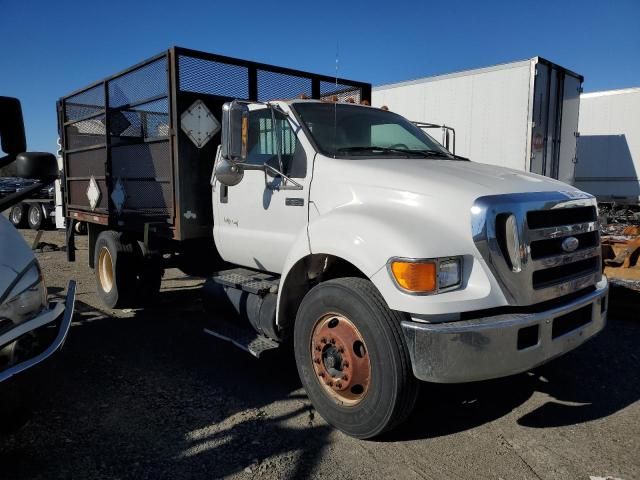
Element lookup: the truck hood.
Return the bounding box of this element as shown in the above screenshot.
[308,156,592,313]
[338,158,575,201]
[0,215,36,299]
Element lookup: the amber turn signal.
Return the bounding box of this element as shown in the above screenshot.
[390,260,437,293]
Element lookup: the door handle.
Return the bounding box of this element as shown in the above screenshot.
[220,185,228,204]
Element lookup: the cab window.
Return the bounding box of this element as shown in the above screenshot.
[246,108,306,177]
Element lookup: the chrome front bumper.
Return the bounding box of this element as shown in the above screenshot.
[0,281,76,383]
[401,278,608,383]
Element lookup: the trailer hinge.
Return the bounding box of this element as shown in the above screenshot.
[578,87,584,93]
[574,131,580,138]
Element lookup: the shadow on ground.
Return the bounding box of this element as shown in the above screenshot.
[1,283,639,477]
[0,287,332,479]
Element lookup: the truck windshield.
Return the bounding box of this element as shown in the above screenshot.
[292,102,452,159]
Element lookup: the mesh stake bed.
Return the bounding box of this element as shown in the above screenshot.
[57,46,371,241]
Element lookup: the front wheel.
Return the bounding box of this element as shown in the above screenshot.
[294,277,418,439]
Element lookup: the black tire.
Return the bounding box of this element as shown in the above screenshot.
[27,204,45,230]
[8,203,28,229]
[294,277,418,439]
[94,231,138,308]
[74,221,87,235]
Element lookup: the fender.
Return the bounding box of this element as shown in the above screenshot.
[276,201,505,326]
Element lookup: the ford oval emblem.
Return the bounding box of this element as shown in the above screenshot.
[561,236,579,253]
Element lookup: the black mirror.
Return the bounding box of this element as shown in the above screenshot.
[0,96,27,157]
[15,152,58,180]
[221,101,249,162]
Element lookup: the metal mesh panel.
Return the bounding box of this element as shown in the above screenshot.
[67,148,107,178]
[178,55,249,98]
[65,84,105,122]
[108,57,168,108]
[65,115,106,150]
[258,70,312,101]
[121,180,172,214]
[111,98,169,142]
[68,178,108,210]
[111,141,171,179]
[320,81,362,103]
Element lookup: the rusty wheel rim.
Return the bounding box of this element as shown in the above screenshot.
[310,313,371,406]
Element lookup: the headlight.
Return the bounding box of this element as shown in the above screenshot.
[438,258,462,289]
[0,263,47,330]
[389,257,462,294]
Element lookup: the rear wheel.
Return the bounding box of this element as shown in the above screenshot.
[74,221,87,235]
[27,204,47,230]
[95,231,137,308]
[294,277,418,439]
[94,231,163,309]
[9,203,28,228]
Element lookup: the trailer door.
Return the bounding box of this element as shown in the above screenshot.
[530,61,561,179]
[556,74,582,184]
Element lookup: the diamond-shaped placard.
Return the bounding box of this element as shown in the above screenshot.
[181,100,220,148]
[111,178,127,215]
[86,176,101,211]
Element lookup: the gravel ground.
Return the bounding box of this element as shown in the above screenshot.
[1,228,639,480]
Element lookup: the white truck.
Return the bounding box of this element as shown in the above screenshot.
[0,96,75,425]
[60,48,608,439]
[372,57,583,186]
[575,87,640,205]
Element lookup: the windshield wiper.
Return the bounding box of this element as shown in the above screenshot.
[337,146,469,160]
[414,149,469,161]
[336,146,429,157]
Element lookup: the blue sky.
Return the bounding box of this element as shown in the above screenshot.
[1,0,638,153]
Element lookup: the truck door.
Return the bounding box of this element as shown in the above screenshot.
[212,106,311,274]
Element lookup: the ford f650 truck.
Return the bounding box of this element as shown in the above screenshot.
[59,47,608,439]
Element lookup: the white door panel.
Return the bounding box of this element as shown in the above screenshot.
[213,105,312,274]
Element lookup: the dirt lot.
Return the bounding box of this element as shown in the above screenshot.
[1,228,639,480]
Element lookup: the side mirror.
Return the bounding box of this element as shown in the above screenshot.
[15,152,58,181]
[221,101,249,162]
[215,157,245,187]
[0,96,27,156]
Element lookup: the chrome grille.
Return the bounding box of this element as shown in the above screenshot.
[472,191,602,305]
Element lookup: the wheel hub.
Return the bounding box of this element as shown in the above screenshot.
[310,313,371,405]
[98,247,114,293]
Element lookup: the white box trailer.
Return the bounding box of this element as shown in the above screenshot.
[373,57,583,184]
[575,87,640,204]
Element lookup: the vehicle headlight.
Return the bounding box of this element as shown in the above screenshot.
[389,257,462,294]
[0,263,47,330]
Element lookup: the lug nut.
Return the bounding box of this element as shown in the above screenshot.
[342,375,348,381]
[336,382,342,388]
[319,372,325,377]
[338,347,344,353]
[330,338,336,344]
[343,361,349,368]
[321,338,327,344]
